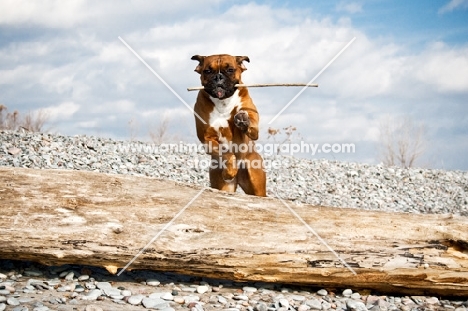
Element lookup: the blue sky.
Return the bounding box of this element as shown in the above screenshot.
[0,0,467,170]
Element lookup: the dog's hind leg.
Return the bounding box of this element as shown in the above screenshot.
[237,152,267,197]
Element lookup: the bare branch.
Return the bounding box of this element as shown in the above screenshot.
[378,116,426,168]
[187,83,319,91]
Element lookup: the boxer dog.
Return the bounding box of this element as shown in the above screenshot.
[191,54,266,196]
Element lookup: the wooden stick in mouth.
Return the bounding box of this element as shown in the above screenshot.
[187,83,319,91]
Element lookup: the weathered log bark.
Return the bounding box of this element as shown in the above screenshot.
[0,167,467,296]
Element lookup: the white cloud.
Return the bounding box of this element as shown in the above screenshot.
[0,0,224,28]
[412,42,468,93]
[439,0,468,14]
[42,101,80,121]
[336,2,363,14]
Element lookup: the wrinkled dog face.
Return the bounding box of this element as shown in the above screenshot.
[192,54,249,100]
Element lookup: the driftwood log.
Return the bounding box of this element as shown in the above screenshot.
[0,167,467,296]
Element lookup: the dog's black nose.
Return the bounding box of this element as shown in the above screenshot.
[214,73,224,83]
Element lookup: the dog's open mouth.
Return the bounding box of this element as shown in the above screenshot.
[215,86,226,99]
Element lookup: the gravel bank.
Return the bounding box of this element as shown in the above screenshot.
[1,260,467,311]
[1,131,467,215]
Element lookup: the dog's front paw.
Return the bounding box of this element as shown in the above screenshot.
[234,110,250,132]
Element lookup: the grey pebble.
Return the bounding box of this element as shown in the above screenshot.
[291,294,306,301]
[243,286,257,293]
[64,272,74,281]
[342,289,353,297]
[317,289,328,296]
[121,290,132,297]
[306,298,322,310]
[146,279,161,286]
[142,297,169,309]
[83,289,102,300]
[0,303,5,311]
[183,296,200,303]
[196,285,209,294]
[102,287,121,297]
[279,298,289,308]
[128,295,145,305]
[347,299,368,311]
[95,282,112,290]
[7,297,20,306]
[23,270,43,277]
[254,302,268,311]
[32,307,49,311]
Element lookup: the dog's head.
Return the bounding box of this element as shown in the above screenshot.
[191,54,249,100]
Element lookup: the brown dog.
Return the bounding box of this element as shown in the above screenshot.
[191,54,266,196]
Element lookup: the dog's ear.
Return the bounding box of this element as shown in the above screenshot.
[236,56,250,71]
[191,55,205,74]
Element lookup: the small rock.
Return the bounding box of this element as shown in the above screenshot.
[317,289,328,296]
[146,279,160,286]
[197,285,209,294]
[174,297,185,304]
[128,295,145,305]
[233,295,248,301]
[121,290,132,297]
[291,294,306,301]
[24,270,43,277]
[102,287,121,297]
[426,297,440,305]
[279,298,290,308]
[142,297,168,309]
[83,289,102,301]
[160,292,174,300]
[64,272,74,280]
[351,293,361,300]
[183,296,200,303]
[298,306,311,311]
[8,147,21,156]
[342,289,353,297]
[95,282,112,290]
[306,298,322,310]
[0,303,5,311]
[243,286,257,293]
[7,297,20,306]
[84,306,104,311]
[347,299,368,311]
[78,275,90,281]
[0,273,7,279]
[32,307,49,311]
[74,285,85,292]
[255,302,268,311]
[18,297,33,303]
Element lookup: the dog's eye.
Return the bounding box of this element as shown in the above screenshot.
[227,68,235,73]
[203,69,212,74]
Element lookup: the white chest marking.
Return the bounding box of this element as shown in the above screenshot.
[208,89,242,131]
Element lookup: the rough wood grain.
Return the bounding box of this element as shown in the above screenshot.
[0,167,467,296]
